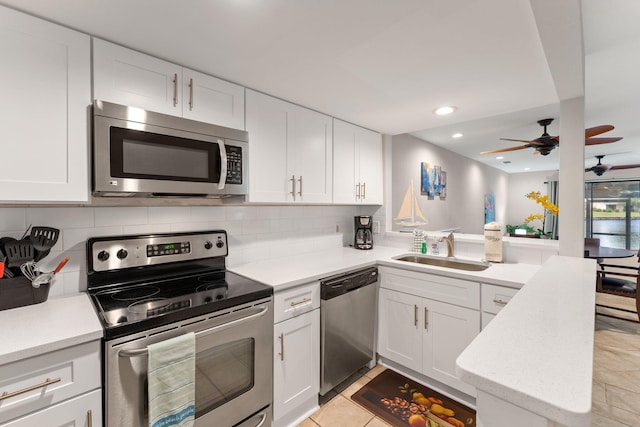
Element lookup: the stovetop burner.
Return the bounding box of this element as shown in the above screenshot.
[86,230,272,339]
[112,286,160,301]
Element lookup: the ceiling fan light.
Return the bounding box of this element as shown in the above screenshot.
[433,106,457,116]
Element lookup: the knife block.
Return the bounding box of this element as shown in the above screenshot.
[0,276,50,311]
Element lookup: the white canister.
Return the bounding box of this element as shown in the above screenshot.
[484,222,503,262]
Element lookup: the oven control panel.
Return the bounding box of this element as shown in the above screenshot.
[89,231,227,272]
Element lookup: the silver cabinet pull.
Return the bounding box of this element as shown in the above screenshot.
[119,306,269,357]
[414,304,418,326]
[278,333,284,361]
[424,307,429,331]
[362,182,366,199]
[356,183,361,199]
[0,377,61,401]
[290,297,311,307]
[87,409,93,427]
[217,139,227,190]
[297,176,303,197]
[493,299,508,305]
[188,78,194,110]
[289,175,296,200]
[172,73,178,107]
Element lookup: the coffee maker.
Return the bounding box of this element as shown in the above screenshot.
[354,216,374,250]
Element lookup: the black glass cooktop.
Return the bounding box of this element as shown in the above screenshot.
[89,269,272,339]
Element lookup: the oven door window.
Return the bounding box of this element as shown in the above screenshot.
[110,126,221,183]
[195,337,255,417]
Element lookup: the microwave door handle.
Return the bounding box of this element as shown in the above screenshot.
[217,139,227,190]
[117,306,270,358]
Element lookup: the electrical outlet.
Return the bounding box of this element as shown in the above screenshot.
[372,221,380,234]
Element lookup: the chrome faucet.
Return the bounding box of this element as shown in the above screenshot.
[438,232,455,257]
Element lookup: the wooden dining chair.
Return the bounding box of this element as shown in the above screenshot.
[596,252,640,322]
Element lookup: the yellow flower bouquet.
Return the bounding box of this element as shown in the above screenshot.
[524,191,559,238]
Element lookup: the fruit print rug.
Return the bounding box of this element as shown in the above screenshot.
[351,369,475,427]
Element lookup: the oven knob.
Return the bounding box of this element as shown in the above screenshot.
[97,250,110,262]
[117,249,128,259]
[216,239,225,248]
[204,241,213,250]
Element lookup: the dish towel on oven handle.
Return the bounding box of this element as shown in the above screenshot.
[148,332,196,427]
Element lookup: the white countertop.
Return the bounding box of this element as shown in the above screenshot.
[456,255,597,426]
[230,245,541,290]
[0,293,103,365]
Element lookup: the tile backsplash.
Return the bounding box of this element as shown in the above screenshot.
[0,205,385,298]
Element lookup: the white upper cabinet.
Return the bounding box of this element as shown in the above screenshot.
[0,6,90,202]
[93,39,245,129]
[93,38,181,116]
[246,90,332,203]
[333,119,382,204]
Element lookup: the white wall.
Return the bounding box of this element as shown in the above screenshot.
[391,134,508,234]
[506,170,556,227]
[0,204,382,298]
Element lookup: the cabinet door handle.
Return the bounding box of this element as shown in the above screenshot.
[356,183,361,199]
[289,175,296,200]
[424,307,429,331]
[87,409,93,427]
[493,299,509,305]
[414,304,418,327]
[172,73,178,107]
[362,182,366,199]
[297,176,303,197]
[278,333,284,361]
[0,377,61,401]
[290,297,311,307]
[188,78,194,110]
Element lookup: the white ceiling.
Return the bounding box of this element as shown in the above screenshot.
[1,0,637,174]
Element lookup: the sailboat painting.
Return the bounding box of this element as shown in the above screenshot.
[395,180,428,228]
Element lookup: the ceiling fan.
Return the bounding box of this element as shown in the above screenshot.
[585,155,640,176]
[480,118,622,156]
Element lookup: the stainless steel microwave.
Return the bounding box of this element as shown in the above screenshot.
[92,100,248,198]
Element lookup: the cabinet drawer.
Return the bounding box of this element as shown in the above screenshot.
[274,282,320,324]
[481,283,518,315]
[3,389,101,427]
[379,267,479,309]
[0,341,100,424]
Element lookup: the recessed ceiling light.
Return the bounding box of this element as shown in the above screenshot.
[433,106,457,116]
[452,133,463,138]
[496,156,504,160]
[524,167,531,171]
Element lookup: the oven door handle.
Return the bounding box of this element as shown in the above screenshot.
[118,306,270,358]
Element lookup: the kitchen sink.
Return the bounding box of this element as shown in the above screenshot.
[393,254,491,271]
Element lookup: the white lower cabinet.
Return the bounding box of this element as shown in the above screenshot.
[0,340,102,426]
[272,282,320,427]
[481,283,519,328]
[377,267,480,396]
[3,389,101,427]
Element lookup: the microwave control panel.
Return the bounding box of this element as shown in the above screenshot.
[225,145,242,184]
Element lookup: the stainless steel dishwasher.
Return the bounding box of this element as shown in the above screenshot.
[320,266,378,395]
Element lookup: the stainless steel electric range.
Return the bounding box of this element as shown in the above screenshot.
[86,230,273,427]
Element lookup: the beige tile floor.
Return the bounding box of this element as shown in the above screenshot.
[301,298,640,427]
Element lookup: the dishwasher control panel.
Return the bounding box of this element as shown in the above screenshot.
[320,266,378,300]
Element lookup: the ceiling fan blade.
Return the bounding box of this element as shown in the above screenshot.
[499,138,536,143]
[480,145,530,155]
[586,125,614,138]
[610,164,640,170]
[585,137,623,145]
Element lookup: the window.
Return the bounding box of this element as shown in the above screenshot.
[585,180,640,250]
